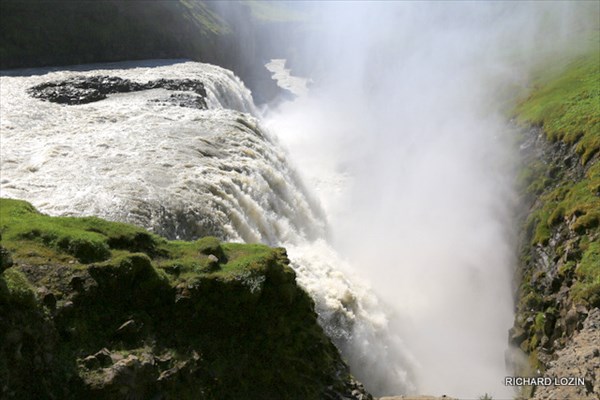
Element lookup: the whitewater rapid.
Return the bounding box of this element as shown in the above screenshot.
[0,60,416,395]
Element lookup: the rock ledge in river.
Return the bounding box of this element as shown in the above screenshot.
[28,75,208,108]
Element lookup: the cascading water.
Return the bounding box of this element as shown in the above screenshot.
[3,3,593,397]
[1,60,416,395]
[260,2,596,398]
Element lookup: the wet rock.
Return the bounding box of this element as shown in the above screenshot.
[113,319,143,342]
[531,309,600,399]
[197,237,227,262]
[0,245,13,272]
[154,353,173,368]
[94,348,113,368]
[512,124,599,371]
[37,287,57,310]
[565,307,579,336]
[205,254,221,271]
[150,93,207,109]
[82,354,100,370]
[322,367,373,400]
[56,300,74,316]
[28,75,207,107]
[86,353,157,397]
[110,353,125,364]
[175,282,192,304]
[509,326,528,347]
[69,276,85,291]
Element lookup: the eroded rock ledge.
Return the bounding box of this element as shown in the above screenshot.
[510,125,599,398]
[0,198,371,400]
[28,75,208,108]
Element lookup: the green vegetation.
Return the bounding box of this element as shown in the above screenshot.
[0,198,350,399]
[572,241,600,305]
[516,43,600,165]
[0,268,36,307]
[0,198,272,282]
[515,41,599,250]
[513,38,599,375]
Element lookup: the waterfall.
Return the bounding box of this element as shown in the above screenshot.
[1,60,416,395]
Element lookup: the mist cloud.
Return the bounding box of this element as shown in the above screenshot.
[265,1,598,397]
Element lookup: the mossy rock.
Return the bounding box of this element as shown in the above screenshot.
[0,245,13,273]
[514,40,600,374]
[0,198,359,399]
[0,268,36,307]
[197,236,227,263]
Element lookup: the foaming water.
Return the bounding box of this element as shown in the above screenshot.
[263,2,598,398]
[265,59,310,98]
[1,60,415,394]
[0,62,315,241]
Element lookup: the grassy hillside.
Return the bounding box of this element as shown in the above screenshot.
[0,198,356,399]
[517,51,600,165]
[513,43,599,373]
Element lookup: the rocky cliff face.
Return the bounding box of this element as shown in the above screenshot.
[511,50,599,398]
[0,199,371,400]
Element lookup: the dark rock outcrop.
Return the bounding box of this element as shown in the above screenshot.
[530,308,600,400]
[0,199,371,400]
[511,124,599,397]
[0,246,13,273]
[28,75,207,108]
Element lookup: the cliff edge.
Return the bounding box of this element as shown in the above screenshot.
[511,45,599,398]
[0,198,370,400]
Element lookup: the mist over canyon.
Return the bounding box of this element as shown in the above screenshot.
[1,1,598,399]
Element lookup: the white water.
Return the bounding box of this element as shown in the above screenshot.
[2,2,595,396]
[0,60,415,394]
[265,59,310,98]
[261,2,598,398]
[0,61,321,242]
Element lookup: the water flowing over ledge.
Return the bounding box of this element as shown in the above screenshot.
[1,60,416,395]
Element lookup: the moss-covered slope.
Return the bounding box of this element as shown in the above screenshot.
[512,44,599,378]
[0,198,366,399]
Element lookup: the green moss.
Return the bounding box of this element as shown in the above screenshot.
[517,48,600,250]
[527,174,600,247]
[558,261,576,278]
[515,39,600,374]
[517,161,553,195]
[179,0,230,34]
[520,289,544,311]
[571,241,600,306]
[0,268,36,307]
[516,48,600,165]
[0,198,346,398]
[534,312,545,332]
[0,198,281,284]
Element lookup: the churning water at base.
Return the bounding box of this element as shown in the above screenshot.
[1,61,416,395]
